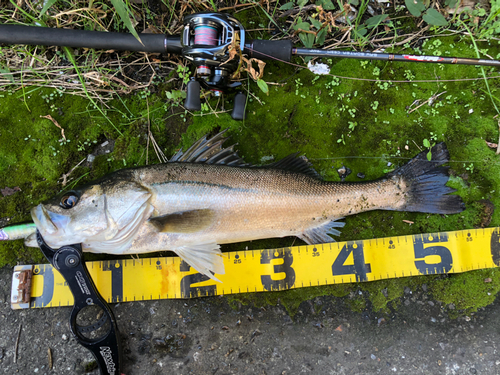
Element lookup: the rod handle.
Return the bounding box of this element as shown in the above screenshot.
[244,39,292,62]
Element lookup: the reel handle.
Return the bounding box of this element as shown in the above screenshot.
[231,92,246,120]
[185,79,201,111]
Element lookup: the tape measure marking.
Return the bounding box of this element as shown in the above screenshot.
[10,227,500,309]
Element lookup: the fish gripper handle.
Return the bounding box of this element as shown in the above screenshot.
[36,231,123,375]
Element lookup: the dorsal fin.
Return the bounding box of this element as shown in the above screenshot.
[264,154,323,179]
[169,131,321,179]
[169,129,249,166]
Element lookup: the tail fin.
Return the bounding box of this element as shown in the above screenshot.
[389,142,465,214]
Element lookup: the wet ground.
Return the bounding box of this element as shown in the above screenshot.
[0,265,499,375]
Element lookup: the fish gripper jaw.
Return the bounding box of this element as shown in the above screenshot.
[36,230,123,375]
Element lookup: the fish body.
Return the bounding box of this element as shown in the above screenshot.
[28,132,464,280]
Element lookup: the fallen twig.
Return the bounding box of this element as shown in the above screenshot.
[48,347,53,370]
[408,91,447,114]
[14,324,22,363]
[40,115,66,141]
[497,120,500,155]
[60,158,86,186]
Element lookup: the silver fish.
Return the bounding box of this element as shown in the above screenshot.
[26,131,464,281]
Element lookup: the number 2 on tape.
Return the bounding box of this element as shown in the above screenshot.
[179,261,216,298]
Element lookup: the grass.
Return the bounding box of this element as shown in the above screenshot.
[1,0,500,316]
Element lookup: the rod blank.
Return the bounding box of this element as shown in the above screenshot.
[293,48,500,67]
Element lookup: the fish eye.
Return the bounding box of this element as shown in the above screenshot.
[60,193,79,209]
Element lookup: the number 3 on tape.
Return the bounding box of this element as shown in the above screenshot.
[260,248,296,291]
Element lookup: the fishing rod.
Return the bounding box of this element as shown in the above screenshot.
[1,12,499,120]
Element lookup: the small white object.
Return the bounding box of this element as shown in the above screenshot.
[469,108,474,114]
[307,61,331,75]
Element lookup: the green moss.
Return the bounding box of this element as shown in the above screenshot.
[1,28,499,317]
[228,284,354,317]
[0,86,187,264]
[430,268,500,317]
[83,360,98,372]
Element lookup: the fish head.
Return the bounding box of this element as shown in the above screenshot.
[31,177,152,249]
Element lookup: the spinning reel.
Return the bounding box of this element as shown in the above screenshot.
[181,13,247,120]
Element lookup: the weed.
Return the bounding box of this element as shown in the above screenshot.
[464,163,475,174]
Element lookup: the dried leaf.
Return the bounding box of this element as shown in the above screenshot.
[1,186,21,197]
[486,140,498,149]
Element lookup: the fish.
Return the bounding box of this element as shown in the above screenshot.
[23,131,464,281]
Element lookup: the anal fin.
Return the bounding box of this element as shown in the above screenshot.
[298,220,345,245]
[174,241,225,283]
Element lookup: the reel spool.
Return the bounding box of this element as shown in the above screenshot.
[181,13,246,120]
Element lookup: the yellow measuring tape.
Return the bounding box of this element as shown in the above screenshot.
[11,226,500,309]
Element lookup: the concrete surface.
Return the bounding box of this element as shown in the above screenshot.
[0,265,498,375]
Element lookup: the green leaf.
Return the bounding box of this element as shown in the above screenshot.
[353,26,368,37]
[423,139,431,148]
[0,64,14,83]
[309,17,323,30]
[349,0,359,6]
[294,21,311,31]
[365,14,389,29]
[422,8,449,26]
[257,79,269,95]
[444,0,460,7]
[279,2,294,10]
[297,0,309,8]
[405,0,426,17]
[299,32,315,48]
[110,0,142,42]
[427,150,432,161]
[316,28,327,46]
[39,0,58,17]
[317,0,335,10]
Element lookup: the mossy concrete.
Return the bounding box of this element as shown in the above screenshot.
[1,30,499,316]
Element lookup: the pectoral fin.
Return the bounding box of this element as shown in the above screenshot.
[149,209,215,233]
[174,241,225,283]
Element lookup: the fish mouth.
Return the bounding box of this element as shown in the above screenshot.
[31,205,68,235]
